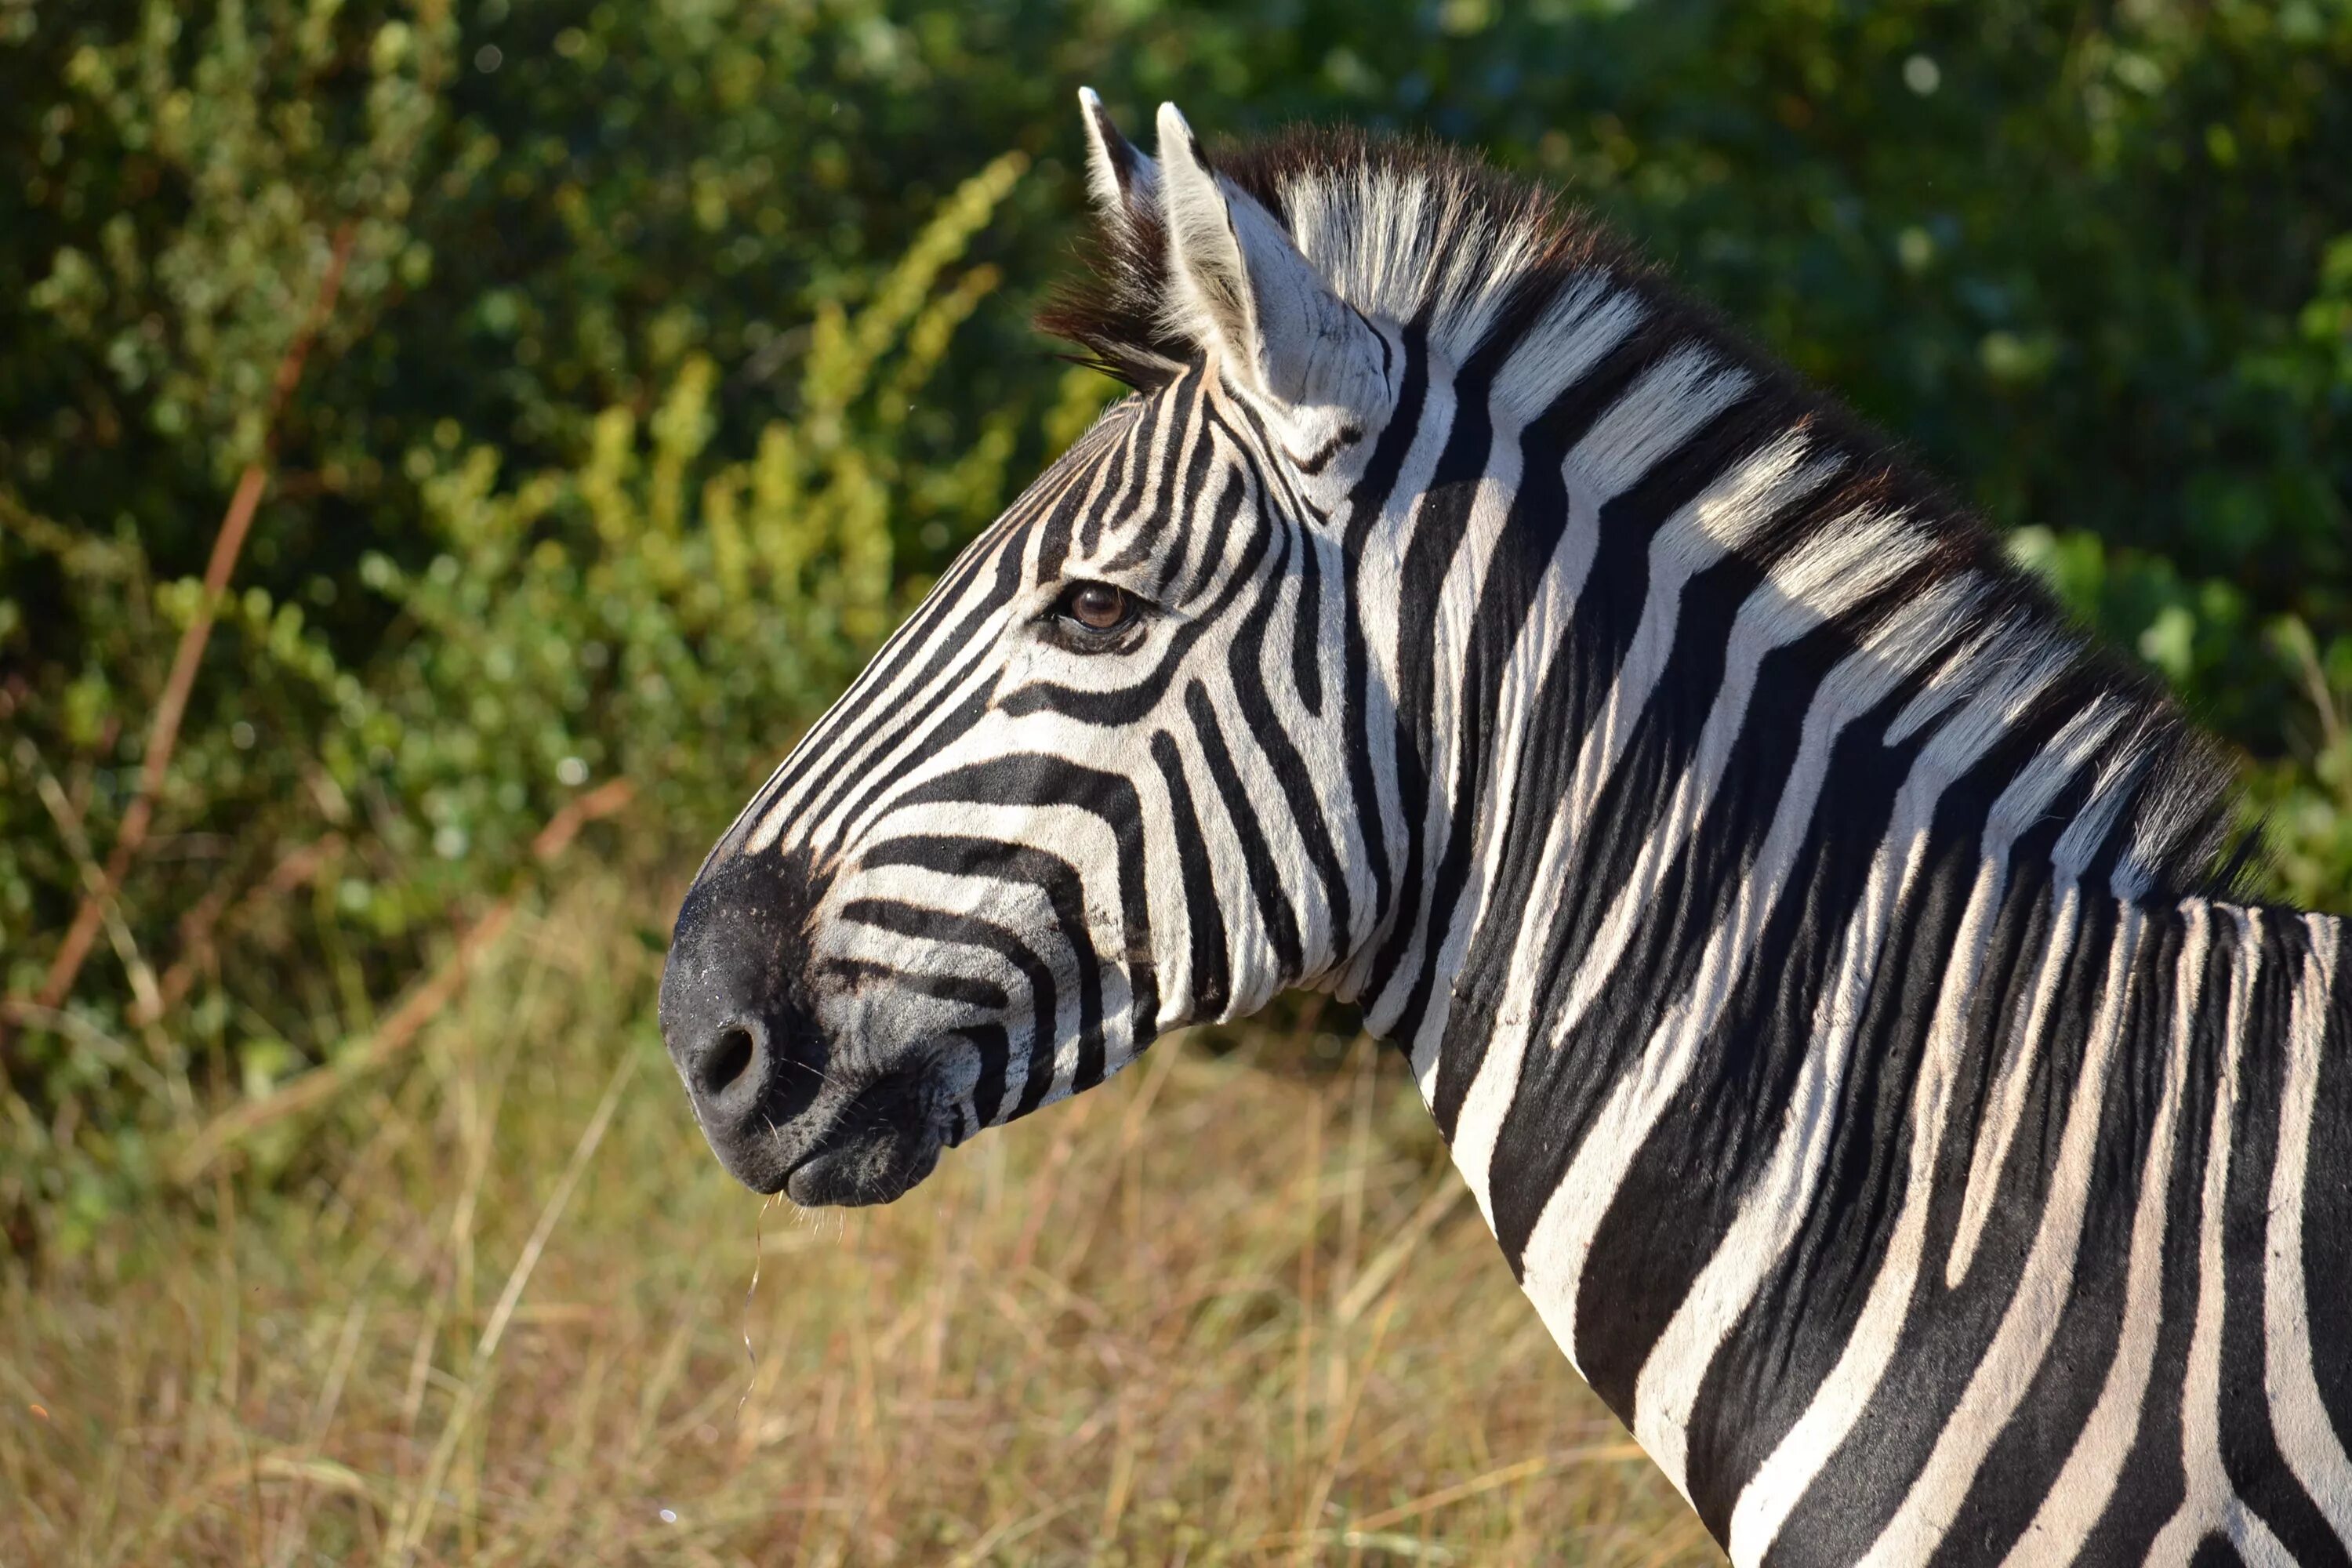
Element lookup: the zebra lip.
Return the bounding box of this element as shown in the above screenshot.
[779,1121,942,1209]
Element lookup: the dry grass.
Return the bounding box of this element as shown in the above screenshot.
[3,870,1719,1566]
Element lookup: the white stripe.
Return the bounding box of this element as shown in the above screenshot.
[1448,802,1572,1229]
[1560,430,1831,837]
[1551,520,1923,1045]
[1335,361,1457,1008]
[1943,719,2157,1287]
[1369,344,1752,1045]
[1151,379,1219,594]
[1515,577,1973,1376]
[1724,696,2125,1566]
[1385,382,1541,1069]
[1853,902,2147,1568]
[1561,346,1752,514]
[1412,437,1605,1102]
[1407,428,1840,1085]
[1997,902,2211,1566]
[1632,625,2038,1495]
[1364,290,1643,1027]
[1945,883,2085,1287]
[2147,910,2297,1568]
[1446,518,1922,1230]
[1487,278,1645,425]
[2264,915,2352,1540]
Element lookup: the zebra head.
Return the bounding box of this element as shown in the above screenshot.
[659,97,1403,1205]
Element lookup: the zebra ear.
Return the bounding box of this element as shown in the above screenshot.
[1078,87,1159,242]
[1153,102,1386,413]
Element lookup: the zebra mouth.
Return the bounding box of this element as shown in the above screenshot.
[779,1116,944,1207]
[764,1063,949,1207]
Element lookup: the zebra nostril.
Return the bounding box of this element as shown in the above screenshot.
[697,1022,760,1103]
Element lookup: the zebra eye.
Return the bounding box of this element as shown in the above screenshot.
[1055,581,1136,635]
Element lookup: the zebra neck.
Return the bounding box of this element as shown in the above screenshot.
[1334,318,2232,1142]
[1310,325,2352,1535]
[1338,498,2352,1534]
[1392,760,2348,1533]
[1329,281,2230,1059]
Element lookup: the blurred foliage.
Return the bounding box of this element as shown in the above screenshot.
[2,0,2349,1246]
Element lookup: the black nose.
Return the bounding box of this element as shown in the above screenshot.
[659,850,827,1190]
[682,1014,769,1120]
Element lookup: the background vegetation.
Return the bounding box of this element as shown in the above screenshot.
[4,0,2349,1560]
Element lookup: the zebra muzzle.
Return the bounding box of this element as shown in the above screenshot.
[660,846,948,1206]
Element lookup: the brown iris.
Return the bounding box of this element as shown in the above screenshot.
[1061,581,1134,633]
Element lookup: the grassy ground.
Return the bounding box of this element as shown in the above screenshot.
[4,869,1719,1566]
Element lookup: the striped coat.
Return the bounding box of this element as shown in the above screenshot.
[659,96,2352,1565]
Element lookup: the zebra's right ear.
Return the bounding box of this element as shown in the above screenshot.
[1078,87,1159,243]
[1153,102,1388,416]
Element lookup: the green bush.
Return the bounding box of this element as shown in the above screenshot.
[2,0,2348,1251]
[2,42,1062,1242]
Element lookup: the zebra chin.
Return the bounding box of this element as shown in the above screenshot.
[657,846,963,1208]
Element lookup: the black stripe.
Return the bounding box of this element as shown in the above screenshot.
[2215,916,2347,1563]
[837,897,1060,1118]
[1150,728,1232,1020]
[1185,679,1305,984]
[1334,323,1431,957]
[892,753,1158,1072]
[858,834,1109,1098]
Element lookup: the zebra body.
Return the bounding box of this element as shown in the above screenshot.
[658,96,2352,1564]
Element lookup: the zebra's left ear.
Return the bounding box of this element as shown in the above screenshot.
[1153,103,1388,415]
[1078,87,1159,242]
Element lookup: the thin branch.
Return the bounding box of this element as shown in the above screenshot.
[16,223,358,1046]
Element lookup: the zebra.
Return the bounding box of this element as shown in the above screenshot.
[657,93,2352,1565]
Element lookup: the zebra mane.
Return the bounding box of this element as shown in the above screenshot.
[1037,124,2248,899]
[1041,124,1624,386]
